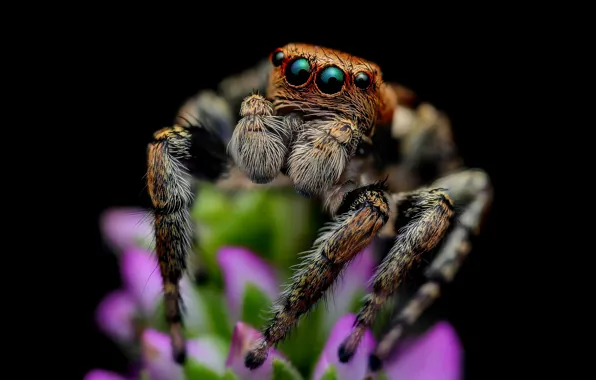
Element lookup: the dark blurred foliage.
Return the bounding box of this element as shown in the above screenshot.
[78,17,509,380]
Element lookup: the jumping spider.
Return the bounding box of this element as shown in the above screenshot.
[146,43,492,373]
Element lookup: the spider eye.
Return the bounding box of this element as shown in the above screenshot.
[285,58,312,86]
[316,66,345,94]
[354,72,371,89]
[271,50,285,67]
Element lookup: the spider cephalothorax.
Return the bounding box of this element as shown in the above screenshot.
[146,42,492,375]
[230,43,395,197]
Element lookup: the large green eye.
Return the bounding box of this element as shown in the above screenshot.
[316,66,345,94]
[285,58,312,86]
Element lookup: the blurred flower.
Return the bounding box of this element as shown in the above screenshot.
[100,208,153,252]
[225,322,284,380]
[313,316,462,380]
[95,248,207,345]
[217,246,280,321]
[382,321,462,380]
[83,369,129,380]
[93,201,464,380]
[119,248,163,315]
[94,289,136,343]
[141,329,225,380]
[313,314,376,380]
[321,246,376,331]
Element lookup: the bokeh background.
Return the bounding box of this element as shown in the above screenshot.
[82,26,502,380]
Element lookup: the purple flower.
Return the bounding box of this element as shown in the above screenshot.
[322,246,376,331]
[313,315,462,380]
[83,369,129,380]
[382,321,463,380]
[100,207,153,252]
[95,289,137,343]
[96,248,207,344]
[141,329,226,380]
[119,248,163,315]
[217,246,280,321]
[225,321,285,379]
[313,314,376,380]
[95,204,464,380]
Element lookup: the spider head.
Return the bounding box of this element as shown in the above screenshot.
[267,43,387,134]
[266,43,394,196]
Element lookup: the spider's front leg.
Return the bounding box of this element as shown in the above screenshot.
[338,187,456,363]
[369,168,492,371]
[244,182,391,369]
[146,97,230,364]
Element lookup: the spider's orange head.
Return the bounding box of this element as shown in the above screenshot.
[266,43,394,137]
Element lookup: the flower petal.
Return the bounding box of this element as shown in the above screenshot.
[120,248,207,333]
[323,245,375,331]
[225,321,284,380]
[95,289,136,343]
[141,329,225,380]
[313,314,375,380]
[217,246,279,320]
[384,321,462,380]
[100,207,153,252]
[120,248,163,314]
[83,369,128,380]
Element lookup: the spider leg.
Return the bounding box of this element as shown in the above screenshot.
[369,169,492,371]
[146,93,231,364]
[338,187,456,363]
[244,182,391,370]
[217,58,272,111]
[146,59,278,364]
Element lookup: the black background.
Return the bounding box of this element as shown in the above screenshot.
[80,23,508,380]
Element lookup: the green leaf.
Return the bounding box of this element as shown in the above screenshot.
[191,185,321,283]
[376,371,391,380]
[139,369,150,380]
[272,358,304,380]
[371,295,398,337]
[278,306,326,376]
[267,190,319,270]
[241,282,273,329]
[133,235,154,251]
[197,285,232,340]
[151,300,169,333]
[151,284,209,338]
[222,369,240,380]
[191,182,233,224]
[192,186,276,279]
[183,358,221,380]
[348,288,364,312]
[319,365,339,380]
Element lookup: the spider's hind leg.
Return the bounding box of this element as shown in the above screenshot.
[146,94,231,364]
[369,168,492,371]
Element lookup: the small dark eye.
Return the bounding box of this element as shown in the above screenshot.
[285,58,312,86]
[354,72,371,89]
[316,66,345,94]
[271,50,285,67]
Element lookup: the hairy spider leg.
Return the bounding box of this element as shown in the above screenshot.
[368,169,492,371]
[146,95,238,363]
[146,59,274,364]
[338,187,455,363]
[244,182,390,369]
